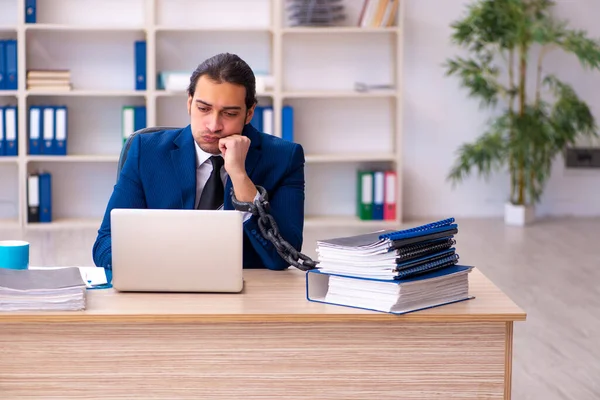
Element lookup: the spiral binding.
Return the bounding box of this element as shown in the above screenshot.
[397,238,456,259]
[379,217,456,240]
[394,254,459,279]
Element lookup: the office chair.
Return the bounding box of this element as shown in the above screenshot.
[117,126,180,182]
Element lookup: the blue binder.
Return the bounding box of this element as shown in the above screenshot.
[306,265,475,315]
[282,105,294,142]
[28,106,42,155]
[250,105,263,132]
[4,106,17,156]
[25,0,36,23]
[134,105,146,131]
[42,106,55,154]
[0,40,5,90]
[39,172,52,223]
[53,105,68,155]
[0,106,4,155]
[134,41,146,90]
[5,40,17,90]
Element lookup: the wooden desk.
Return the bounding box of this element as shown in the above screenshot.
[0,268,525,399]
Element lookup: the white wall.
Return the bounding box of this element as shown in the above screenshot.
[402,0,600,219]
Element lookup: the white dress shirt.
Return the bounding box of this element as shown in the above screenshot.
[194,141,256,222]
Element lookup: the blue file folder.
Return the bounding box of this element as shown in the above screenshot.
[4,106,17,156]
[42,106,55,154]
[54,105,68,155]
[0,41,5,90]
[134,41,146,90]
[0,106,4,155]
[282,105,294,142]
[25,0,36,23]
[5,40,17,90]
[39,172,52,223]
[28,106,42,155]
[134,106,146,131]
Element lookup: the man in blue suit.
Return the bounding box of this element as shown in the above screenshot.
[93,53,305,271]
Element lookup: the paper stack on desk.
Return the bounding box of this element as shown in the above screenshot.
[0,267,86,311]
[307,218,474,314]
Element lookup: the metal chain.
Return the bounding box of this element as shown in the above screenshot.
[231,187,319,271]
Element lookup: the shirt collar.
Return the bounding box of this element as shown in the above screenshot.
[194,140,222,168]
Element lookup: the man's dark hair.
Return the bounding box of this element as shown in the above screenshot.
[187,53,257,110]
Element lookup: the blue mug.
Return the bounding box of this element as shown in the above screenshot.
[0,240,30,270]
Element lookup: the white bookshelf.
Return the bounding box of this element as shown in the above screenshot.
[0,0,404,231]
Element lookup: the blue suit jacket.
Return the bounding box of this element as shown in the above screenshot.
[92,124,305,271]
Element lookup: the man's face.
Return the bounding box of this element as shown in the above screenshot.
[187,75,254,154]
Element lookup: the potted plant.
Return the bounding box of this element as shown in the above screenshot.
[444,0,600,225]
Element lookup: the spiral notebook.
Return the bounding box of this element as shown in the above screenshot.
[316,218,458,254]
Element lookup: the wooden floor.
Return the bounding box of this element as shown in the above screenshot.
[1,217,599,400]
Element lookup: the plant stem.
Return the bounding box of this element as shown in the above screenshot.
[508,48,516,204]
[517,42,527,205]
[535,46,548,106]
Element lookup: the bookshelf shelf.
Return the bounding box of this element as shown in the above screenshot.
[7,0,404,231]
[155,90,275,98]
[282,90,396,99]
[26,90,146,97]
[26,155,119,163]
[155,26,273,33]
[24,24,145,32]
[305,153,397,163]
[282,27,396,34]
[26,218,102,231]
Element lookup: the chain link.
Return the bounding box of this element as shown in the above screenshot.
[231,186,319,271]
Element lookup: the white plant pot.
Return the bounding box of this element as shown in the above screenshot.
[504,202,535,226]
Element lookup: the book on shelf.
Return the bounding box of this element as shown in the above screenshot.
[27,69,72,91]
[307,217,474,314]
[358,0,399,28]
[0,267,86,312]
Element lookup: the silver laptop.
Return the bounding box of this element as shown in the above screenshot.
[110,208,244,293]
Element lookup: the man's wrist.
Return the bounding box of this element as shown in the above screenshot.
[230,173,258,203]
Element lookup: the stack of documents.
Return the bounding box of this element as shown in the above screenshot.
[286,0,346,27]
[307,218,474,314]
[0,267,87,311]
[27,69,72,91]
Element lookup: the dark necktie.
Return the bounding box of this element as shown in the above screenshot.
[197,155,224,210]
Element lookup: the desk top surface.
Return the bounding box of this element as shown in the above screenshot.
[1,267,526,323]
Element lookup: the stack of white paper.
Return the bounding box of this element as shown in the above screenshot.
[322,266,471,314]
[0,267,87,311]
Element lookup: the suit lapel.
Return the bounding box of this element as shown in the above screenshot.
[224,124,262,210]
[171,125,197,209]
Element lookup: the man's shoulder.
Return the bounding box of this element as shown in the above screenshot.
[136,127,183,148]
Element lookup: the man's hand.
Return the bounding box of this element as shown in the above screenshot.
[219,135,257,203]
[219,135,250,180]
